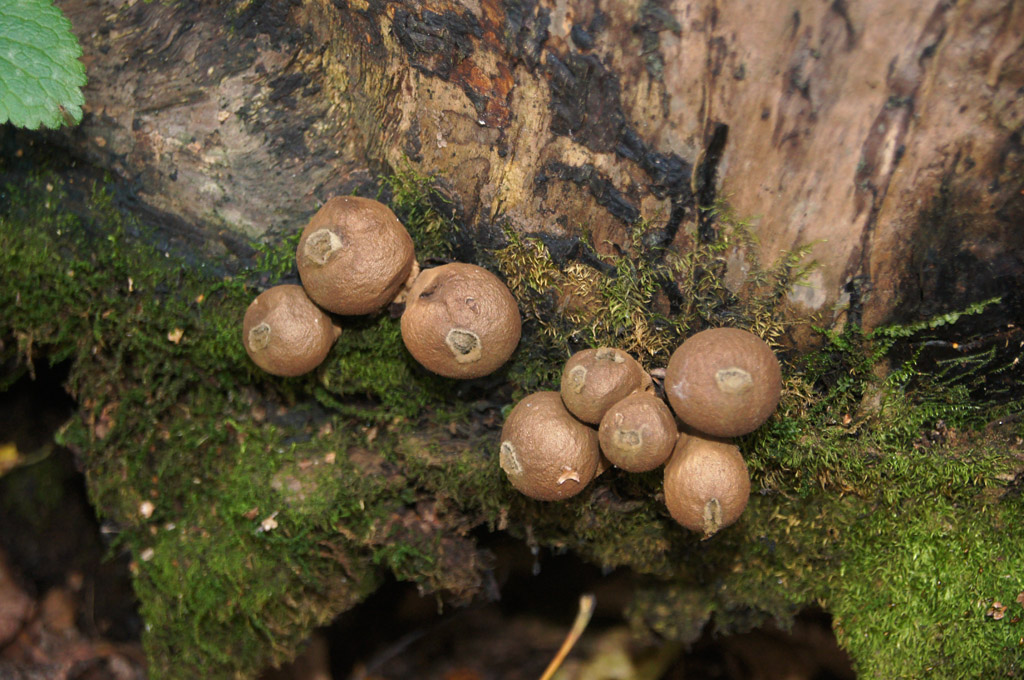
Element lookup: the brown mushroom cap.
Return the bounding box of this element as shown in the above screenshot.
[598,393,680,472]
[400,263,521,379]
[664,327,782,437]
[559,347,649,424]
[242,285,341,377]
[499,391,600,501]
[296,196,416,315]
[663,434,750,537]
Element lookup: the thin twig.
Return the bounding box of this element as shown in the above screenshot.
[539,593,596,680]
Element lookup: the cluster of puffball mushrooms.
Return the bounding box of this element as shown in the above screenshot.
[242,196,522,379]
[500,328,781,537]
[242,195,782,538]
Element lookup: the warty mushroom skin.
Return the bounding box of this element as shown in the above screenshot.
[559,347,651,424]
[242,285,341,377]
[663,434,750,537]
[296,196,416,315]
[499,391,600,501]
[401,262,521,379]
[598,392,680,472]
[664,327,782,437]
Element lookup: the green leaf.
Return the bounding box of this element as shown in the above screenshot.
[0,0,86,129]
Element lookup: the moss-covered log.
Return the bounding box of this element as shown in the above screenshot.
[2,137,1023,678]
[4,0,1024,676]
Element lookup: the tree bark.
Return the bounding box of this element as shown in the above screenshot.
[57,0,1024,335]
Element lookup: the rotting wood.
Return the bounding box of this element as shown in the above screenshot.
[55,0,1024,336]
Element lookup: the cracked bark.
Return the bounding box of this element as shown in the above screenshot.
[55,0,1024,335]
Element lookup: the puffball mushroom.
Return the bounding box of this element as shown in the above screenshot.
[401,262,521,379]
[242,285,342,377]
[499,391,601,501]
[663,434,750,537]
[598,392,680,472]
[296,196,416,315]
[664,327,782,437]
[560,347,650,424]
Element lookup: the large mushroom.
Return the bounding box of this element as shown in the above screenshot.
[559,347,650,424]
[499,391,600,501]
[401,263,521,379]
[296,196,416,315]
[663,434,750,537]
[663,327,782,437]
[242,285,341,377]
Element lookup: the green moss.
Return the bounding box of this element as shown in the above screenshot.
[492,202,1022,676]
[612,299,1023,676]
[247,230,302,285]
[0,166,385,676]
[0,156,518,678]
[133,499,380,677]
[237,166,464,422]
[748,298,1011,502]
[494,225,684,369]
[831,493,1024,678]
[380,165,457,261]
[316,314,454,421]
[494,206,815,393]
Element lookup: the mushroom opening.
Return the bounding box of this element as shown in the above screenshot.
[612,428,643,450]
[566,365,588,394]
[248,322,272,351]
[445,328,482,364]
[557,467,581,485]
[594,348,624,363]
[499,441,522,476]
[715,367,754,394]
[304,228,343,266]
[702,497,723,537]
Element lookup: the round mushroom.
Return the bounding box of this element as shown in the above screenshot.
[400,263,521,379]
[598,392,680,472]
[663,434,750,537]
[499,391,600,501]
[560,347,650,424]
[664,327,782,437]
[296,196,416,315]
[242,285,342,377]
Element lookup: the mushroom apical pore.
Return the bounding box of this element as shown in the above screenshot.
[559,347,650,424]
[664,327,782,437]
[296,196,416,315]
[499,391,600,501]
[401,263,521,379]
[598,392,680,472]
[663,434,750,537]
[242,285,341,377]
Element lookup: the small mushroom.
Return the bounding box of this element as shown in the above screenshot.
[401,263,521,379]
[664,327,781,437]
[296,196,416,315]
[598,392,680,472]
[560,347,650,424]
[663,434,750,537]
[242,285,342,377]
[499,391,600,501]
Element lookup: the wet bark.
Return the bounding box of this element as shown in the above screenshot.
[57,0,1024,333]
